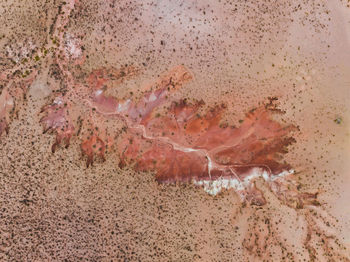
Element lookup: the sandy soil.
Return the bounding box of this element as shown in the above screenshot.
[0,0,349,261]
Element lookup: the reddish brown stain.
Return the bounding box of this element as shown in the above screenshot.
[81,134,106,167]
[87,66,138,91]
[40,98,74,153]
[120,96,296,183]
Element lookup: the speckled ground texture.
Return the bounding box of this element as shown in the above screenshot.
[1,0,350,261]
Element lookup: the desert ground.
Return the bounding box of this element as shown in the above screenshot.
[0,0,349,261]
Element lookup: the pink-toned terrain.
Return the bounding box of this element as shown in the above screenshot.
[0,0,350,261]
